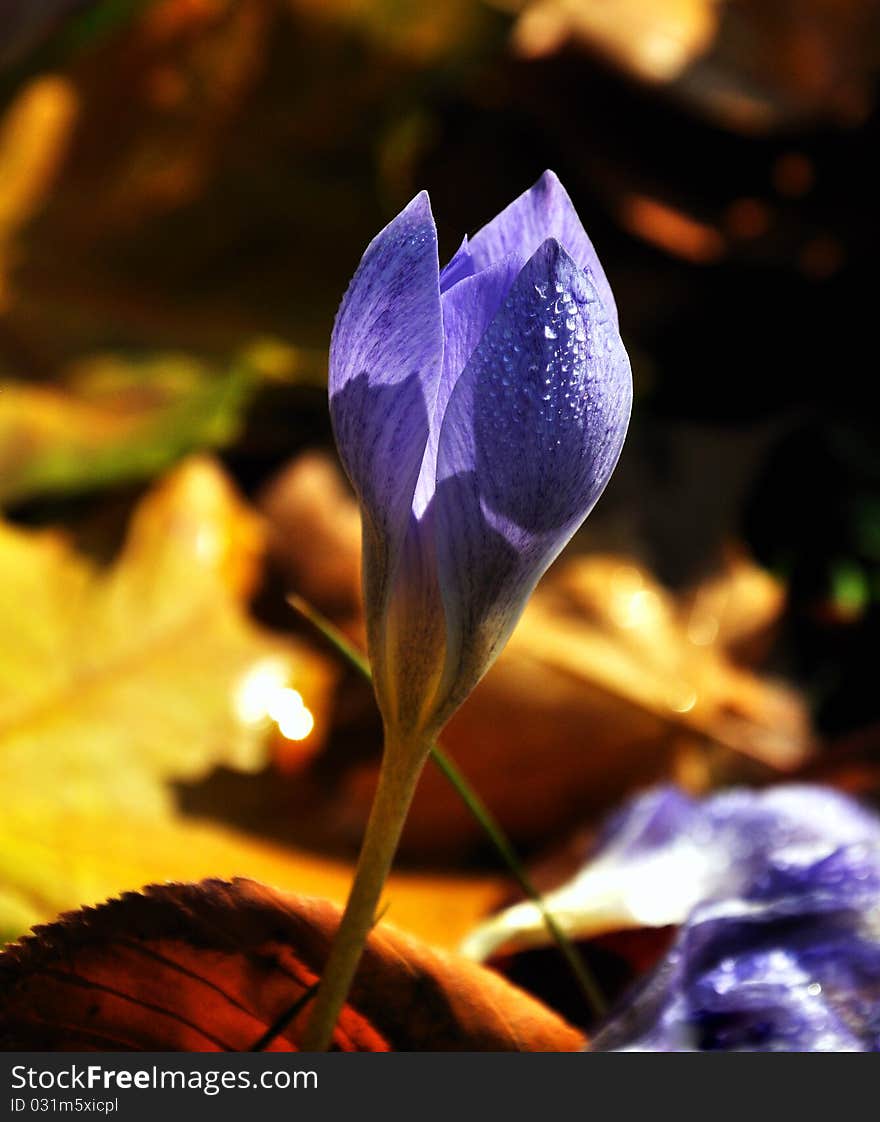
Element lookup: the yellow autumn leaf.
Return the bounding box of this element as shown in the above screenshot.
[0,455,334,821]
[0,806,503,952]
[520,555,809,771]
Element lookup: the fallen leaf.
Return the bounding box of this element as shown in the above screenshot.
[0,446,491,955]
[0,352,257,506]
[0,804,505,952]
[0,455,491,953]
[533,554,807,771]
[0,455,333,819]
[0,878,583,1051]
[258,450,363,633]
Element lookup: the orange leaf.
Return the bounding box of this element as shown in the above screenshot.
[0,879,584,1052]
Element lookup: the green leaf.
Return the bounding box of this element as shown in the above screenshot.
[0,351,255,506]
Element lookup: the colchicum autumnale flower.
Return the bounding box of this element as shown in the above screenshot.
[329,170,632,744]
[302,171,632,1049]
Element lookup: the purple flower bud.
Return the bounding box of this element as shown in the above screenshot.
[589,785,880,1052]
[329,172,632,741]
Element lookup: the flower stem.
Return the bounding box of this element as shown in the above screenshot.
[299,735,426,1051]
[288,594,607,1020]
[428,748,607,1018]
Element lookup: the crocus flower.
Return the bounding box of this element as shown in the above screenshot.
[463,784,880,959]
[578,785,880,1052]
[304,172,632,1053]
[329,171,632,745]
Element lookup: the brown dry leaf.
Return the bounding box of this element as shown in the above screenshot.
[0,805,504,952]
[259,450,363,633]
[0,455,334,820]
[0,878,583,1051]
[532,555,804,770]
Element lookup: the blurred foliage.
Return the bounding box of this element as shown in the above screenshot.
[0,2,92,69]
[0,456,330,820]
[499,0,880,130]
[0,353,256,505]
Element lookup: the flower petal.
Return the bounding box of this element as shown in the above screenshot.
[380,507,446,735]
[430,238,631,721]
[469,170,618,325]
[328,192,443,676]
[439,235,475,293]
[463,785,880,962]
[413,253,522,517]
[587,785,880,1052]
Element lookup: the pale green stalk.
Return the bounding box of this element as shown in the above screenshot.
[299,730,427,1051]
[289,594,606,1045]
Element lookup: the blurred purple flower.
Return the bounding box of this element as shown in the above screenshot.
[329,171,632,741]
[590,785,880,1052]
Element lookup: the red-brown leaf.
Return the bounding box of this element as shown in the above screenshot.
[0,878,583,1052]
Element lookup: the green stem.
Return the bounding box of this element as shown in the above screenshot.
[299,735,426,1051]
[428,750,606,1018]
[288,595,607,1020]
